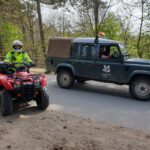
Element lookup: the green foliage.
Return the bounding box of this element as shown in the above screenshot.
[0,21,23,54]
[140,33,150,59]
[0,0,149,60]
[100,13,121,41]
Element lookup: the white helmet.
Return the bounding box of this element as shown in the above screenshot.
[12,40,23,47]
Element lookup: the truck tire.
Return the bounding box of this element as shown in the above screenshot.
[57,70,75,89]
[36,88,49,110]
[0,90,13,116]
[129,77,150,101]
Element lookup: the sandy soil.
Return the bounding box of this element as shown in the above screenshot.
[0,104,150,150]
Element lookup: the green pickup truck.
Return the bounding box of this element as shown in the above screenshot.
[46,37,150,101]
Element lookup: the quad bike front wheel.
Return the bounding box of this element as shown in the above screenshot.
[36,88,49,110]
[0,90,13,116]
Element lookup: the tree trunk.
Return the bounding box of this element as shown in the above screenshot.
[94,0,99,37]
[137,0,144,58]
[0,36,3,56]
[36,0,46,57]
[18,4,27,44]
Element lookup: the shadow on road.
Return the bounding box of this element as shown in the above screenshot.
[73,81,131,99]
[0,103,44,120]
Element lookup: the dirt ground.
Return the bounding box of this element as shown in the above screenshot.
[0,104,150,150]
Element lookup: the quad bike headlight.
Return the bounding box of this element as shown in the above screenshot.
[14,83,21,88]
[14,81,21,88]
[34,81,40,87]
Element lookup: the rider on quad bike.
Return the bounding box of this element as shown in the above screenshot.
[4,40,33,71]
[0,40,49,116]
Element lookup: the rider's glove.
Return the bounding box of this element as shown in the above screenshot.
[29,62,35,67]
[11,63,16,68]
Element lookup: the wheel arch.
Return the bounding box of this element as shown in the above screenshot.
[129,71,150,84]
[56,64,75,75]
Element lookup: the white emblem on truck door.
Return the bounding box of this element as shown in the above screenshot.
[103,65,110,73]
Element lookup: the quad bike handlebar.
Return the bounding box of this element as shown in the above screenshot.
[1,62,34,68]
[0,62,35,74]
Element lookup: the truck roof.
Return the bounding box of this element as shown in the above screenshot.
[47,37,123,58]
[73,37,120,44]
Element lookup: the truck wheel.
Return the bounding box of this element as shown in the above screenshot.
[36,88,49,110]
[0,90,13,116]
[57,70,75,88]
[129,77,150,101]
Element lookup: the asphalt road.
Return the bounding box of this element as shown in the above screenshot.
[47,75,150,133]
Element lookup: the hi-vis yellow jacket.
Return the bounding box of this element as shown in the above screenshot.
[4,50,33,67]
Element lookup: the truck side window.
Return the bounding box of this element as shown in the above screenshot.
[99,44,120,59]
[71,43,80,58]
[80,44,96,59]
[99,45,110,59]
[109,45,120,58]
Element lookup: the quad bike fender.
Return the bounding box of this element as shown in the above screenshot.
[0,74,13,90]
[40,76,47,87]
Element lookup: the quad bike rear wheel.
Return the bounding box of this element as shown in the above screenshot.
[36,88,49,110]
[0,90,13,116]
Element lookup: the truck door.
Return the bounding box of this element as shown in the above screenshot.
[72,43,98,79]
[95,44,126,83]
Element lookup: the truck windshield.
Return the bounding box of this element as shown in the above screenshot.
[119,43,129,60]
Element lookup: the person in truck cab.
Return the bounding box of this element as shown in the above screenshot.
[4,40,33,71]
[99,45,110,59]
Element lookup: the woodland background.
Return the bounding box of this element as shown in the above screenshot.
[0,0,149,63]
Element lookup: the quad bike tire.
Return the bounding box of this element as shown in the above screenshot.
[36,88,49,110]
[0,90,13,116]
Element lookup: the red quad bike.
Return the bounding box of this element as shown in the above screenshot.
[0,62,49,116]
